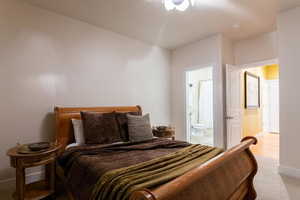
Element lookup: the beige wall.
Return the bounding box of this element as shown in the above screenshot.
[278,7,300,174]
[234,32,278,65]
[0,0,171,181]
[170,34,234,148]
[171,34,225,147]
[222,36,235,65]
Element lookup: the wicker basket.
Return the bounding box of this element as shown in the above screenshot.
[152,128,175,137]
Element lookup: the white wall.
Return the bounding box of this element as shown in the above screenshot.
[189,67,213,83]
[222,36,235,65]
[234,32,278,65]
[171,35,225,147]
[0,0,171,181]
[278,7,300,173]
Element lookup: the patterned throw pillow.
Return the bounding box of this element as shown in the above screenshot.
[116,111,141,141]
[127,113,153,142]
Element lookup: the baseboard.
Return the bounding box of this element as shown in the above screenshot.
[0,171,44,188]
[278,165,300,179]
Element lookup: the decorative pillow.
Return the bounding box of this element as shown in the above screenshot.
[71,119,85,144]
[127,113,153,142]
[116,111,141,141]
[81,111,121,144]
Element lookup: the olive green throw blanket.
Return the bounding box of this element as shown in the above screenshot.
[90,144,223,200]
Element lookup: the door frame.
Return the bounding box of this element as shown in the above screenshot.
[239,59,278,69]
[229,58,279,144]
[263,79,280,133]
[184,63,216,145]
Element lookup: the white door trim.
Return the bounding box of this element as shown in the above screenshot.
[184,63,216,145]
[240,59,279,69]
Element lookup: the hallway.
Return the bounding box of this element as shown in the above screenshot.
[254,156,300,200]
[251,132,279,160]
[250,133,300,199]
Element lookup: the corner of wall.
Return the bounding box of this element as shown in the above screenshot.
[279,165,300,179]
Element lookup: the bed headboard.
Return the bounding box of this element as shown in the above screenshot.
[54,105,142,151]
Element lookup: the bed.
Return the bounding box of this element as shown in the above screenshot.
[55,105,258,200]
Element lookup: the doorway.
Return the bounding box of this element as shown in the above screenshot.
[186,67,214,146]
[226,62,280,159]
[243,65,280,160]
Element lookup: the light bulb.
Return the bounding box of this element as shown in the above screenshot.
[172,0,185,5]
[163,0,194,12]
[164,0,175,11]
[176,0,189,11]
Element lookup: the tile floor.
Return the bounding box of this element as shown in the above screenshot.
[250,132,300,200]
[190,128,213,146]
[254,155,300,200]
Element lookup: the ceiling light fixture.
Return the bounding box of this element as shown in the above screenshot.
[163,0,195,12]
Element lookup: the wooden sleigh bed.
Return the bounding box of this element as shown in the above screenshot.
[55,105,258,200]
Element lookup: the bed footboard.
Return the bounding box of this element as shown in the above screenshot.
[130,136,258,200]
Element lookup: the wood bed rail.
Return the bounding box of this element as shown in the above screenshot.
[130,136,258,200]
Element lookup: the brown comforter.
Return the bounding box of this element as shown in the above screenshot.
[58,138,191,200]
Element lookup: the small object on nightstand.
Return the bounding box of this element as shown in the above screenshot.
[28,142,50,151]
[152,126,175,140]
[17,142,51,154]
[7,143,61,200]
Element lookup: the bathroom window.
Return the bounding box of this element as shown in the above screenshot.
[186,67,214,146]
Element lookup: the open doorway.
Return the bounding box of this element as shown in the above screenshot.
[226,62,279,159]
[242,65,279,160]
[186,67,214,146]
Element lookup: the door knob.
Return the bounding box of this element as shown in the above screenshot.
[226,116,234,120]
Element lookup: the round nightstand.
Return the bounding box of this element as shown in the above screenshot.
[7,144,61,200]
